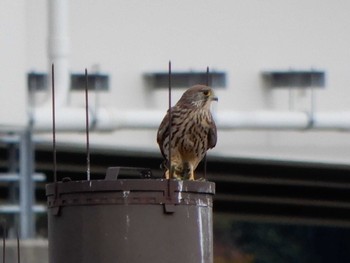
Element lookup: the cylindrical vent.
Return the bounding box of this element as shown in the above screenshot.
[46,179,215,263]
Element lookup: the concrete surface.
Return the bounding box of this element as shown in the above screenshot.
[1,239,48,263]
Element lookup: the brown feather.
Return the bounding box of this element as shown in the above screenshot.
[157,85,218,180]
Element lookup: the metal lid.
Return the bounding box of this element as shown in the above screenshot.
[46,178,215,215]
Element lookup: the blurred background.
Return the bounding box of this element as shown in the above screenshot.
[1,0,350,262]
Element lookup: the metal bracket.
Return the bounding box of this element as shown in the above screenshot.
[46,177,215,217]
[105,167,153,180]
[163,179,177,214]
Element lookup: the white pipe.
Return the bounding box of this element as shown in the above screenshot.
[217,111,309,130]
[313,112,350,130]
[32,108,164,132]
[47,0,70,107]
[32,108,350,132]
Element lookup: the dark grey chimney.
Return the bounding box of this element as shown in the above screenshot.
[46,167,215,263]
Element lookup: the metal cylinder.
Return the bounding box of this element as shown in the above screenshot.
[46,176,215,263]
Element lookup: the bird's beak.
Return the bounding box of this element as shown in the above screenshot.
[211,96,218,102]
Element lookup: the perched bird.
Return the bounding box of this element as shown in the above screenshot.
[157,85,218,180]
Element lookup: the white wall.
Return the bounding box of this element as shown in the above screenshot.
[3,0,350,164]
[0,0,27,129]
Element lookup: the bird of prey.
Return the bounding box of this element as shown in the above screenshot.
[157,85,218,180]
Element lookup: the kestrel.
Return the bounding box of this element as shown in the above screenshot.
[157,85,218,180]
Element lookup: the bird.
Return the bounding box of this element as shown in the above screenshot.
[157,84,218,180]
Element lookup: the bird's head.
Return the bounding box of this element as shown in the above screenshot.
[177,85,218,109]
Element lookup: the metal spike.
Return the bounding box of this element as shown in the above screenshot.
[51,64,59,202]
[2,221,6,263]
[85,69,91,181]
[168,61,172,179]
[206,66,210,86]
[203,66,210,180]
[16,228,20,263]
[310,69,315,127]
[52,64,57,183]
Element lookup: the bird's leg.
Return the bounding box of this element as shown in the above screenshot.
[173,165,183,180]
[165,169,170,179]
[188,164,195,181]
[170,164,176,179]
[165,164,181,180]
[181,162,191,180]
[164,159,176,179]
[164,167,175,179]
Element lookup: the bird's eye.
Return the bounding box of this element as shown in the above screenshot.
[203,90,211,96]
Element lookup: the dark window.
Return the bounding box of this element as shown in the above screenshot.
[144,71,226,88]
[27,72,110,91]
[70,73,109,91]
[263,70,325,88]
[28,72,48,91]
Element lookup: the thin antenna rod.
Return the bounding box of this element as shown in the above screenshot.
[203,66,210,180]
[85,69,91,181]
[310,69,315,127]
[2,221,6,263]
[16,228,20,263]
[168,61,172,179]
[52,64,57,183]
[206,66,210,86]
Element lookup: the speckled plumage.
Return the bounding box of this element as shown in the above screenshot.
[157,85,218,180]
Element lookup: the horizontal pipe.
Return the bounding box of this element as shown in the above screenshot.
[32,108,164,132]
[31,107,350,132]
[217,111,309,130]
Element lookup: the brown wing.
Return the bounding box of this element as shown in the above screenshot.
[157,109,171,160]
[207,114,217,149]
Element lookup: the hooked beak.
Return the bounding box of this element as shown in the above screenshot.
[211,96,218,102]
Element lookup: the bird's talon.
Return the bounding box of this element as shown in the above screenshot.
[196,177,207,182]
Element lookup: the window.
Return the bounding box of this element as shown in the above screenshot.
[70,73,109,91]
[144,71,226,88]
[27,72,110,91]
[28,72,48,91]
[262,70,325,88]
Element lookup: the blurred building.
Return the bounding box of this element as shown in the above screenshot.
[2,0,350,163]
[1,1,350,261]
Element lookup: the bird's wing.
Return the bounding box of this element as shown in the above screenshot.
[157,109,170,159]
[207,114,217,149]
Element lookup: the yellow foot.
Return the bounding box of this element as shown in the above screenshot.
[164,170,170,179]
[188,172,195,181]
[165,165,182,180]
[196,177,207,182]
